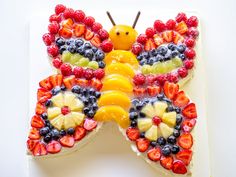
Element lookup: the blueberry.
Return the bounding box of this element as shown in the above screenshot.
[95,50,105,61]
[162,97,171,103]
[92,103,98,111]
[51,86,61,95]
[157,137,166,146]
[171,145,180,154]
[173,130,180,138]
[41,113,48,120]
[129,112,138,120]
[157,93,164,100]
[87,110,95,117]
[162,145,171,156]
[156,54,164,62]
[45,100,52,107]
[72,85,81,94]
[164,51,172,61]
[82,98,89,106]
[175,107,181,114]
[98,61,105,68]
[142,98,150,104]
[56,37,65,47]
[147,57,155,65]
[83,107,90,114]
[157,46,168,56]
[59,45,67,54]
[150,141,157,147]
[60,130,66,136]
[67,128,75,135]
[129,107,136,113]
[166,105,174,112]
[84,49,94,60]
[176,115,183,125]
[39,127,50,136]
[142,52,149,58]
[81,88,88,96]
[140,132,145,138]
[167,43,176,51]
[66,39,74,45]
[61,85,66,91]
[43,134,52,143]
[136,103,143,110]
[92,46,98,53]
[150,49,157,57]
[95,91,101,98]
[177,44,186,53]
[171,50,179,58]
[139,112,146,118]
[88,88,95,95]
[179,54,186,60]
[76,46,85,55]
[75,39,84,47]
[130,120,137,127]
[84,42,92,49]
[51,129,60,140]
[175,125,181,130]
[139,59,146,66]
[167,135,176,144]
[68,45,76,54]
[132,99,139,106]
[137,55,143,61]
[89,96,96,103]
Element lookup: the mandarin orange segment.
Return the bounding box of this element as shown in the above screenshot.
[105,62,135,78]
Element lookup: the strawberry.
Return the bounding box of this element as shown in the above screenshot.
[84,68,94,80]
[153,34,164,46]
[178,67,188,78]
[145,38,156,51]
[63,75,76,89]
[133,74,145,85]
[28,128,40,140]
[184,48,196,59]
[176,149,193,166]
[90,78,103,90]
[185,37,195,48]
[164,81,179,99]
[60,63,72,76]
[166,19,176,30]
[42,33,55,46]
[74,10,86,22]
[147,85,161,96]
[131,43,142,55]
[173,32,184,44]
[37,88,52,103]
[84,29,94,40]
[62,18,74,29]
[48,22,59,34]
[187,16,198,27]
[63,8,75,19]
[76,78,88,87]
[52,57,63,68]
[59,28,72,39]
[173,91,190,107]
[31,115,45,128]
[172,160,187,174]
[145,27,155,38]
[160,156,173,170]
[60,135,75,147]
[73,24,86,37]
[84,16,95,27]
[92,22,103,32]
[136,138,150,152]
[49,74,63,87]
[39,77,52,90]
[154,20,166,32]
[46,140,62,154]
[101,40,113,53]
[162,31,173,42]
[182,119,196,132]
[94,69,105,80]
[126,127,140,141]
[35,103,46,115]
[91,35,101,48]
[55,4,66,15]
[84,118,97,131]
[27,139,39,151]
[147,147,161,162]
[137,34,147,44]
[133,87,146,96]
[182,103,197,119]
[175,21,188,35]
[98,29,109,40]
[175,12,187,23]
[47,44,59,57]
[187,27,199,39]
[74,126,86,141]
[33,142,47,156]
[178,133,193,149]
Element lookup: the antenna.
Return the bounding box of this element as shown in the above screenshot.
[106,11,116,26]
[132,11,141,29]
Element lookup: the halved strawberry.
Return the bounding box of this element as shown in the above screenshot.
[35,103,46,115]
[172,160,187,174]
[176,149,193,166]
[173,91,190,107]
[147,147,161,162]
[162,31,173,42]
[59,28,73,39]
[182,103,197,119]
[33,142,47,156]
[173,32,184,44]
[76,78,88,87]
[46,140,62,154]
[175,21,188,34]
[60,135,75,147]
[182,119,196,132]
[27,139,39,151]
[153,34,164,46]
[147,85,161,96]
[28,128,40,140]
[84,29,94,40]
[164,82,179,99]
[62,18,74,29]
[160,156,173,170]
[90,78,103,91]
[63,75,76,89]
[136,138,150,152]
[74,126,86,141]
[126,127,140,141]
[37,88,52,103]
[39,77,52,91]
[178,133,193,149]
[73,24,86,37]
[133,87,146,96]
[90,35,101,48]
[84,119,97,131]
[49,74,63,87]
[144,38,156,51]
[31,115,45,128]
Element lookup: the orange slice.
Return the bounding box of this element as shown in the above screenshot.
[105,62,135,78]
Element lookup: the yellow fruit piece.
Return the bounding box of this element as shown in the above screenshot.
[47,107,61,120]
[141,103,156,118]
[51,93,64,108]
[137,118,152,132]
[64,114,76,129]
[159,123,173,139]
[153,102,168,117]
[98,91,131,109]
[162,112,177,127]
[64,92,77,107]
[94,105,130,128]
[145,125,161,141]
[105,50,139,66]
[70,99,84,111]
[50,115,64,130]
[105,63,135,78]
[102,74,133,93]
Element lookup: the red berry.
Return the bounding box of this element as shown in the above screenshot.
[74,10,86,22]
[146,75,156,85]
[172,160,187,174]
[84,16,95,27]
[145,27,155,38]
[185,37,195,47]
[137,34,148,44]
[52,58,63,68]
[49,14,62,23]
[178,67,188,78]
[175,12,187,23]
[187,27,199,39]
[185,48,196,59]
[167,73,179,83]
[152,116,162,126]
[60,135,75,147]
[42,33,55,46]
[184,60,194,69]
[92,22,102,32]
[133,74,145,85]
[156,75,167,85]
[48,22,59,34]
[154,20,166,32]
[166,19,176,30]
[55,4,66,15]
[187,16,198,27]
[47,44,59,57]
[131,43,142,55]
[98,29,109,40]
[84,68,94,80]
[73,67,84,78]
[60,63,72,76]
[63,8,74,19]
[101,40,113,52]
[126,127,140,141]
[84,118,97,131]
[94,69,105,80]
[46,140,62,154]
[61,106,70,115]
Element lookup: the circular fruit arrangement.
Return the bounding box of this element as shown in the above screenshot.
[126,81,197,174]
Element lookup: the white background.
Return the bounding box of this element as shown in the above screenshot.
[0,0,236,177]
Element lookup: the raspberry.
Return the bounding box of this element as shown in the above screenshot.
[184,60,194,69]
[55,4,66,15]
[73,67,84,78]
[52,58,62,68]
[84,69,94,80]
[74,10,85,22]
[133,74,146,85]
[152,116,162,126]
[178,67,188,78]
[60,63,72,76]
[185,37,195,48]
[42,33,55,46]
[92,22,103,32]
[175,12,187,23]
[145,27,155,38]
[184,48,196,59]
[166,19,176,30]
[49,14,62,23]
[131,43,142,55]
[48,22,59,34]
[156,75,167,86]
[94,69,105,80]
[146,75,156,85]
[47,44,59,57]
[63,8,75,19]
[98,29,109,40]
[101,40,113,53]
[84,16,95,27]
[154,20,166,32]
[187,16,198,27]
[167,73,178,83]
[137,34,147,44]
[187,27,199,39]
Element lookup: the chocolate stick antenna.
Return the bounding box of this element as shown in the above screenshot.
[132,11,141,29]
[106,11,116,26]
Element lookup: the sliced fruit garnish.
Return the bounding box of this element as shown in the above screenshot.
[164,82,179,99]
[74,126,86,141]
[147,85,161,96]
[35,103,46,115]
[162,112,177,127]
[83,118,97,131]
[60,135,75,147]
[47,107,61,120]
[91,35,101,48]
[160,156,173,170]
[59,28,72,39]
[90,78,103,91]
[73,24,86,37]
[51,93,64,107]
[153,34,164,46]
[64,92,76,107]
[144,38,156,51]
[141,103,156,118]
[37,88,52,103]
[50,114,64,130]
[137,118,152,132]
[182,103,197,119]
[105,63,135,78]
[63,75,76,89]
[33,142,47,156]
[31,115,45,128]
[159,123,174,139]
[27,139,38,151]
[178,133,193,149]
[39,77,52,90]
[46,140,62,154]
[153,102,168,117]
[182,119,196,132]
[84,29,94,40]
[147,147,161,162]
[126,127,140,141]
[136,138,150,152]
[173,32,184,44]
[176,149,193,166]
[175,21,188,34]
[70,99,84,111]
[172,160,187,174]
[49,74,63,87]
[173,91,190,107]
[62,18,74,29]
[145,125,159,141]
[162,31,173,42]
[28,128,40,140]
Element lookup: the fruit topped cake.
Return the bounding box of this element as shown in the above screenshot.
[27,4,200,176]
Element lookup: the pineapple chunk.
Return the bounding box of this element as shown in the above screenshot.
[154,102,168,117]
[70,112,85,126]
[162,112,177,127]
[141,103,156,118]
[50,115,64,130]
[137,118,152,132]
[47,107,61,120]
[145,125,159,141]
[159,123,173,139]
[64,113,76,129]
[64,92,77,107]
[51,93,64,108]
[70,99,84,111]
